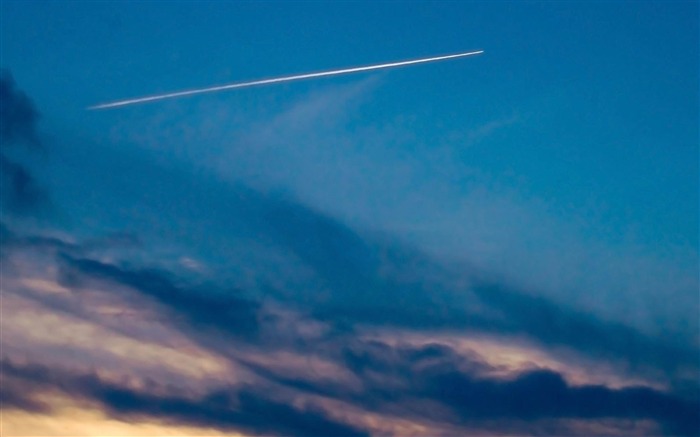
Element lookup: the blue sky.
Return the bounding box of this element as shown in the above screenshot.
[3,1,696,248]
[1,2,698,436]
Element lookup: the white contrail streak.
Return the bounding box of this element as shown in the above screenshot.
[88,50,483,110]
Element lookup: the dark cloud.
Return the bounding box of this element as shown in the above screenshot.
[0,69,49,215]
[393,343,698,436]
[57,254,261,340]
[0,378,50,413]
[0,69,41,148]
[253,192,380,294]
[98,385,368,437]
[0,154,49,214]
[267,202,697,382]
[228,188,699,382]
[247,340,699,436]
[248,192,470,325]
[1,359,368,437]
[426,366,699,436]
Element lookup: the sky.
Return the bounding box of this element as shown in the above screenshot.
[0,1,698,436]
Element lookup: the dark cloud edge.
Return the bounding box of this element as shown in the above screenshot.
[0,69,51,216]
[2,345,698,437]
[0,359,368,437]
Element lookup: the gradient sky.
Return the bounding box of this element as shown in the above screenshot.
[1,2,698,436]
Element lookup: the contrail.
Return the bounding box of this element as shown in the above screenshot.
[88,50,483,110]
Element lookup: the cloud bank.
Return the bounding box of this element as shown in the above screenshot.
[1,71,698,437]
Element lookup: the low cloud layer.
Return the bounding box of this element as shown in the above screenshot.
[2,206,698,435]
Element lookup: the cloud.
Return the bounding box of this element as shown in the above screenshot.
[56,254,261,341]
[460,114,521,145]
[0,155,49,214]
[424,365,698,436]
[4,177,697,387]
[0,69,49,215]
[0,106,696,435]
[1,359,368,437]
[239,194,697,382]
[251,194,697,382]
[238,338,699,436]
[3,221,699,436]
[226,85,695,347]
[0,376,50,413]
[0,69,41,148]
[469,282,699,383]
